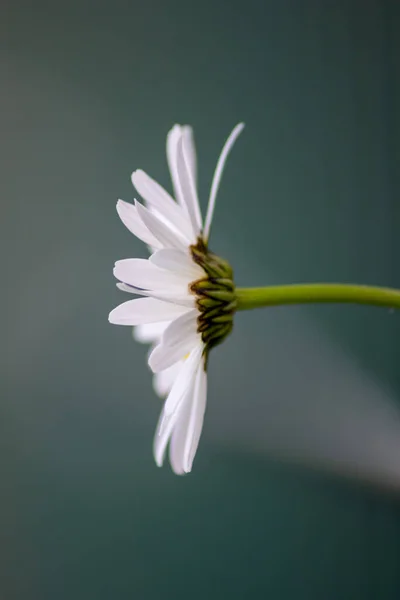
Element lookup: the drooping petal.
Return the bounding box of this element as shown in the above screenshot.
[161,309,198,350]
[135,201,189,250]
[153,405,175,468]
[116,200,161,248]
[114,258,191,290]
[133,322,185,399]
[149,248,204,280]
[153,344,202,467]
[160,341,202,419]
[131,169,194,240]
[175,135,203,236]
[153,361,183,398]
[148,331,199,373]
[168,392,191,474]
[169,359,206,475]
[108,297,190,326]
[203,123,245,240]
[183,363,207,472]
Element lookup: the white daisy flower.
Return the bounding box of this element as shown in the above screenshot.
[109,122,244,474]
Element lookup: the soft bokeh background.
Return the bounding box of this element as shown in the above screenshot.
[2,1,400,598]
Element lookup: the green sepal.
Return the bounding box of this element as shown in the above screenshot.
[197,296,224,309]
[199,289,235,302]
[210,313,233,324]
[190,236,236,354]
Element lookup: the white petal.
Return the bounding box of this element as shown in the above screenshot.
[153,405,168,467]
[116,200,161,248]
[161,309,198,350]
[181,126,197,185]
[204,123,245,240]
[169,360,205,475]
[131,170,194,240]
[114,258,191,290]
[108,297,190,325]
[153,405,176,468]
[176,136,203,236]
[183,363,207,472]
[153,361,182,398]
[161,343,202,419]
[166,125,186,208]
[117,281,195,308]
[143,290,195,307]
[153,345,202,467]
[149,249,204,280]
[148,331,199,373]
[169,393,191,474]
[135,201,189,250]
[133,321,169,343]
[116,282,140,294]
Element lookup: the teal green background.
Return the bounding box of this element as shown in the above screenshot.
[2,1,400,598]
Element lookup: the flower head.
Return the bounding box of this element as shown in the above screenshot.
[109,122,244,474]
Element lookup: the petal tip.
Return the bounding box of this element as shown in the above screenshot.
[116,198,127,215]
[172,467,187,476]
[130,170,141,187]
[168,124,182,135]
[153,446,164,468]
[131,168,145,181]
[108,308,118,324]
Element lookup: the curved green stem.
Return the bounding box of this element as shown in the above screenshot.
[235,284,400,311]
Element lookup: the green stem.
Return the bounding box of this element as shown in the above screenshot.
[235,284,400,311]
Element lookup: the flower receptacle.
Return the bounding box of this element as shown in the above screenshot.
[190,237,236,357]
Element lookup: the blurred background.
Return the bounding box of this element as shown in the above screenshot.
[2,0,400,598]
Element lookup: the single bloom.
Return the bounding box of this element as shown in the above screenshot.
[109,122,244,474]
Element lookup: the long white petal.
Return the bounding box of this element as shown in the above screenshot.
[161,309,198,350]
[176,136,203,236]
[135,201,189,250]
[114,258,191,290]
[169,362,206,475]
[153,405,176,468]
[139,289,195,307]
[153,345,202,467]
[116,282,195,308]
[131,170,194,240]
[153,405,169,467]
[153,361,182,398]
[116,282,143,294]
[108,297,190,325]
[149,249,204,280]
[181,126,197,185]
[169,393,191,474]
[161,343,202,419]
[203,123,245,240]
[116,200,161,248]
[183,362,207,472]
[166,125,186,208]
[153,385,193,468]
[148,331,199,373]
